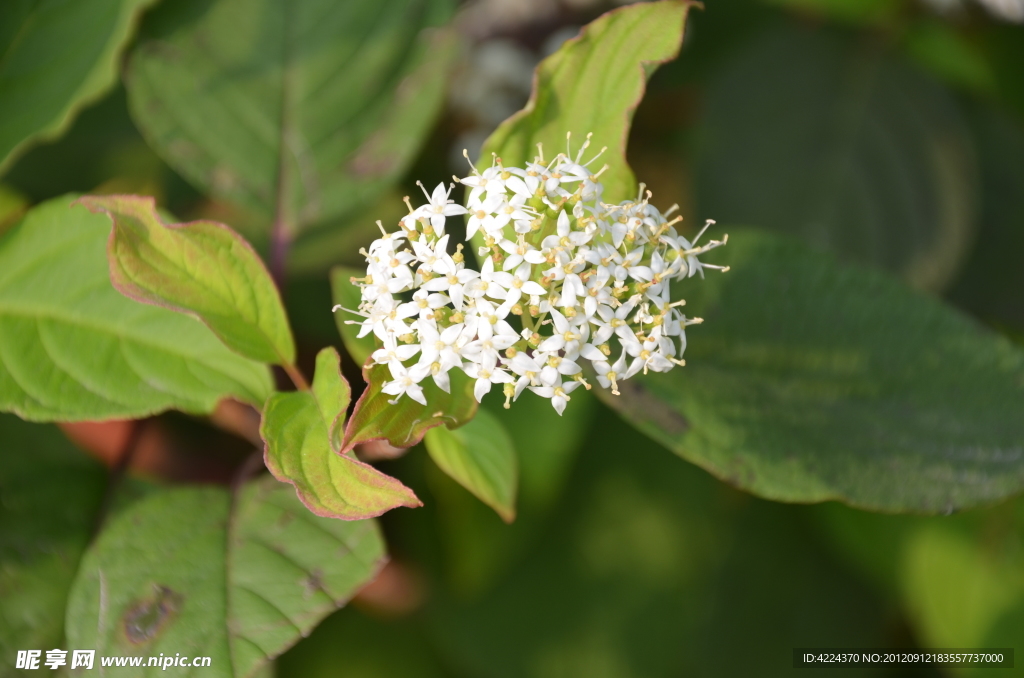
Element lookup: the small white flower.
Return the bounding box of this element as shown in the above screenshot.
[342,135,727,414]
[382,362,430,405]
[417,182,468,233]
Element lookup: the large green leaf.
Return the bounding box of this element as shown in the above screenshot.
[65,476,386,678]
[599,228,1024,513]
[125,0,457,239]
[262,347,421,520]
[0,0,156,172]
[425,408,518,523]
[330,265,376,367]
[0,196,273,422]
[0,415,106,672]
[342,362,478,453]
[695,23,978,292]
[479,0,691,205]
[78,194,296,366]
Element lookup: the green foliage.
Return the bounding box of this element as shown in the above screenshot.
[262,348,421,520]
[479,0,692,204]
[2,0,1024,672]
[66,476,386,678]
[425,407,518,522]
[428,391,596,595]
[695,23,978,292]
[125,0,457,238]
[599,228,1024,513]
[330,265,375,366]
[0,0,156,172]
[419,410,889,678]
[0,196,273,421]
[78,195,296,366]
[0,415,106,673]
[343,363,479,452]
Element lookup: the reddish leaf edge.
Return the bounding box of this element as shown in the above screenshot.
[339,355,479,454]
[73,194,296,367]
[483,0,697,177]
[261,445,422,521]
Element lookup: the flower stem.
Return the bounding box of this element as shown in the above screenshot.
[283,362,310,391]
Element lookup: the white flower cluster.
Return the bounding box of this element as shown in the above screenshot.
[335,135,727,415]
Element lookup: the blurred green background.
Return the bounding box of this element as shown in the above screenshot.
[2,0,1023,675]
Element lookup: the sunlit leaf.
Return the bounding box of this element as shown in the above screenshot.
[262,347,421,520]
[0,196,273,422]
[599,228,1024,513]
[65,476,386,678]
[0,0,156,172]
[0,415,106,668]
[330,266,376,367]
[125,0,457,239]
[425,408,518,522]
[342,362,478,453]
[78,194,296,366]
[479,0,691,205]
[695,24,978,291]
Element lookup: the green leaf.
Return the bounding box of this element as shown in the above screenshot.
[330,266,376,367]
[479,0,691,204]
[65,476,386,678]
[0,414,106,670]
[0,0,156,172]
[125,0,457,238]
[425,408,518,523]
[694,24,978,292]
[262,347,421,520]
[426,391,596,595]
[77,194,296,366]
[342,362,478,452]
[598,228,1024,513]
[0,196,273,422]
